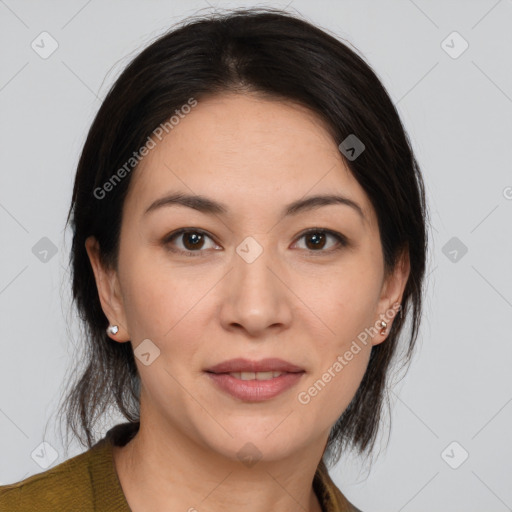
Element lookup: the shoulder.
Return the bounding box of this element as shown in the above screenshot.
[0,440,107,511]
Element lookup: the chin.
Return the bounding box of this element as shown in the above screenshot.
[199,422,308,463]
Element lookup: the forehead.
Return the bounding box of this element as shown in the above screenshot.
[124,93,376,228]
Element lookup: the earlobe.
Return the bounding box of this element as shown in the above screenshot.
[371,302,402,347]
[84,236,130,342]
[373,249,410,345]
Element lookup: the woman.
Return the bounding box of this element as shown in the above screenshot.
[0,7,428,512]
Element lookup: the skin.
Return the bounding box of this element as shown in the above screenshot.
[86,92,409,512]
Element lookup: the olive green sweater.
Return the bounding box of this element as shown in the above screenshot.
[0,423,361,511]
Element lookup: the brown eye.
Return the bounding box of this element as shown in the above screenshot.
[164,229,220,256]
[181,231,205,250]
[305,231,327,250]
[294,229,347,253]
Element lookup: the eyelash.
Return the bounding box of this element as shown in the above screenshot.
[162,228,348,258]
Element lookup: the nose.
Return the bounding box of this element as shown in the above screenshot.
[218,238,293,338]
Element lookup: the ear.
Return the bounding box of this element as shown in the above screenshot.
[85,236,130,342]
[372,247,410,346]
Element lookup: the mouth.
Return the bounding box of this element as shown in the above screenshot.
[205,357,305,374]
[218,371,292,381]
[204,358,305,402]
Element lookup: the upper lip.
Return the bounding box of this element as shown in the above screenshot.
[205,358,305,374]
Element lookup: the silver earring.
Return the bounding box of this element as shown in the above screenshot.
[107,325,119,335]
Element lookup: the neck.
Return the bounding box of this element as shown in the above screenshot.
[112,418,327,512]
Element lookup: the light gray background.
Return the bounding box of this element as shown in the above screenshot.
[1,1,511,510]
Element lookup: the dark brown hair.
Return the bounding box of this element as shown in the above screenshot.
[58,7,429,466]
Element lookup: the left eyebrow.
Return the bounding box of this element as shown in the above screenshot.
[143,192,366,222]
[284,194,365,222]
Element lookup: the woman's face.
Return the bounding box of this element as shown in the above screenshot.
[87,92,408,462]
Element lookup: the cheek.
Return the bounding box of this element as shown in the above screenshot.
[118,249,191,338]
[296,342,371,429]
[298,316,372,410]
[118,248,222,358]
[296,260,382,344]
[292,252,380,412]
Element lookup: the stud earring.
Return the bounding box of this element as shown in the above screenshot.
[106,325,119,335]
[379,320,387,335]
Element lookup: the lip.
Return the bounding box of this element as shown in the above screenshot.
[205,358,305,374]
[204,358,305,402]
[206,372,305,402]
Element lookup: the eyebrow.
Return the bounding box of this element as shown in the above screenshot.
[144,192,365,222]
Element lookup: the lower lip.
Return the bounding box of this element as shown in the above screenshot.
[206,372,305,402]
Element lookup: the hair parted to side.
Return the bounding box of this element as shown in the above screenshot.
[58,7,429,466]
